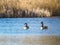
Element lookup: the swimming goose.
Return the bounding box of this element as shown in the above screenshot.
[40,22,48,30]
[23,23,29,30]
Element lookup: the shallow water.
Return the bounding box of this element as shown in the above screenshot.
[0,18,60,35]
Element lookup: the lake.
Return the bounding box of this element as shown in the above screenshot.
[0,18,60,35]
[0,18,60,45]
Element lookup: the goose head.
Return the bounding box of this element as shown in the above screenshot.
[41,21,44,27]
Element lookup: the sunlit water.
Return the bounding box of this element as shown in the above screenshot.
[0,18,60,35]
[0,18,60,45]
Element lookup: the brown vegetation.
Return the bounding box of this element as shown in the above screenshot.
[0,0,60,18]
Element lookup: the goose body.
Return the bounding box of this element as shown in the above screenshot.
[23,23,29,30]
[41,26,48,30]
[40,22,48,30]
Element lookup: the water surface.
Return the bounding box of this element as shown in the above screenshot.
[0,18,60,35]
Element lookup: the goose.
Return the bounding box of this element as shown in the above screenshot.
[40,22,48,30]
[23,23,29,30]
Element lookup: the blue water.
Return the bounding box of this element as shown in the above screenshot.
[0,18,60,35]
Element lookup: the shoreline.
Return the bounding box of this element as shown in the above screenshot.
[0,34,59,45]
[0,16,60,18]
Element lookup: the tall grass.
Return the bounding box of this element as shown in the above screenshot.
[0,0,60,17]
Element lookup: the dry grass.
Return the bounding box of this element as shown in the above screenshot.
[0,0,60,17]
